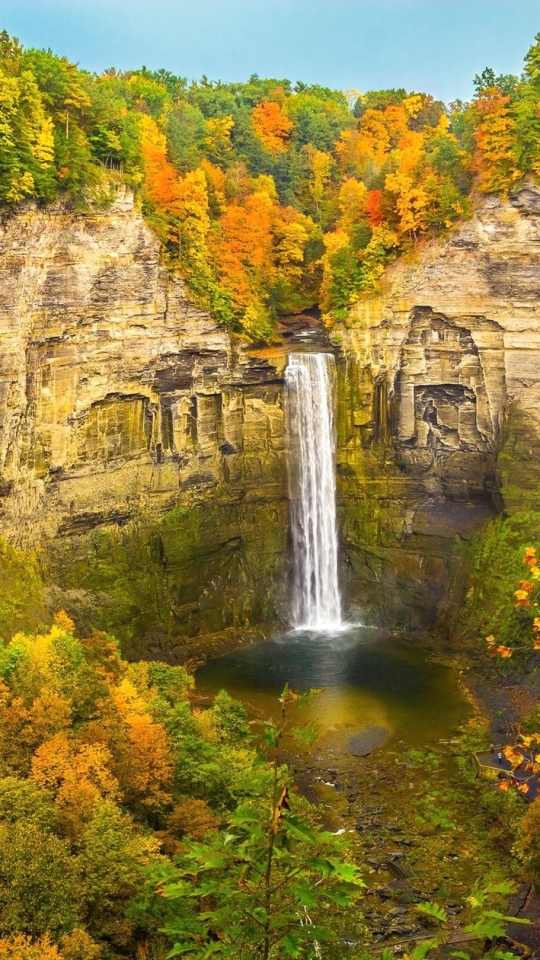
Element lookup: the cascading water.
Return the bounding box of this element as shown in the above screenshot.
[285,352,342,631]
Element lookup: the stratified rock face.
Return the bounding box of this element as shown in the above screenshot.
[334,186,540,628]
[3,187,540,642]
[0,192,288,647]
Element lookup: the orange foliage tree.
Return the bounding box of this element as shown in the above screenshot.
[252,99,293,152]
[485,545,540,659]
[472,86,521,194]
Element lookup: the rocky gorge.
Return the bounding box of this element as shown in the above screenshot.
[2,185,540,652]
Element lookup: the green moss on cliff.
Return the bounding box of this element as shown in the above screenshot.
[44,499,287,656]
[452,510,540,648]
[0,539,49,641]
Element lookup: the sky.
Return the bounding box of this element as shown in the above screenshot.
[1,0,539,103]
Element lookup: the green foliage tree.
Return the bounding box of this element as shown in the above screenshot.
[149,686,363,959]
[0,821,81,938]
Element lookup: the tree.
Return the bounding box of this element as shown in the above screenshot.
[337,176,368,236]
[252,100,293,152]
[484,544,540,659]
[384,170,428,238]
[0,822,81,938]
[305,144,332,222]
[0,935,62,959]
[515,797,540,887]
[209,690,250,744]
[524,33,540,88]
[115,713,173,813]
[0,776,58,833]
[472,85,520,194]
[151,687,363,959]
[78,800,159,948]
[31,735,121,839]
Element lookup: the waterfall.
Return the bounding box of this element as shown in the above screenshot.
[285,352,342,631]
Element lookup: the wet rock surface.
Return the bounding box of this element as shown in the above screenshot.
[349,725,390,756]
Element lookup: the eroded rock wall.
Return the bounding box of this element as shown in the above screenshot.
[0,193,288,649]
[334,186,540,628]
[3,186,540,643]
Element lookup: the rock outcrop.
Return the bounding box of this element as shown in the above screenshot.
[0,191,288,650]
[333,186,540,628]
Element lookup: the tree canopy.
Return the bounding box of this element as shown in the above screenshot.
[1,28,540,336]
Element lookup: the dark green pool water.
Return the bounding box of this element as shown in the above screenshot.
[195,627,468,753]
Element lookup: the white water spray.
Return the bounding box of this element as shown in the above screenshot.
[285,352,342,630]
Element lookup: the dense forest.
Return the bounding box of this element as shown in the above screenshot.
[2,29,540,338]
[0,610,363,960]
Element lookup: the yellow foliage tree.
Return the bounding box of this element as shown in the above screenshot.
[384,170,428,238]
[203,115,234,162]
[31,734,120,838]
[337,177,368,235]
[306,145,332,220]
[0,935,62,959]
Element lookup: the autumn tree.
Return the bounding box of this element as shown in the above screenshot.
[472,84,520,194]
[515,797,540,887]
[3,27,540,333]
[252,99,293,152]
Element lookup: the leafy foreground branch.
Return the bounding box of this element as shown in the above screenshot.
[150,685,364,958]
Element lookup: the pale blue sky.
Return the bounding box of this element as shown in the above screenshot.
[2,0,539,103]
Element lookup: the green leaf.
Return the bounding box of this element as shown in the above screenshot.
[465,918,507,939]
[417,902,448,923]
[293,881,318,907]
[485,881,516,897]
[324,887,357,907]
[262,723,282,748]
[488,953,521,960]
[411,943,438,960]
[167,941,203,957]
[326,859,364,884]
[282,932,302,957]
[282,814,316,843]
[290,723,319,745]
[295,688,323,708]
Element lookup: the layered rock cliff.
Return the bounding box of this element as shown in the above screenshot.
[334,185,540,628]
[0,191,288,652]
[2,186,540,646]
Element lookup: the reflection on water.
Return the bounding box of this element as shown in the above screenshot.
[195,627,467,752]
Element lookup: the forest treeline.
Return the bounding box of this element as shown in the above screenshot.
[2,29,540,337]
